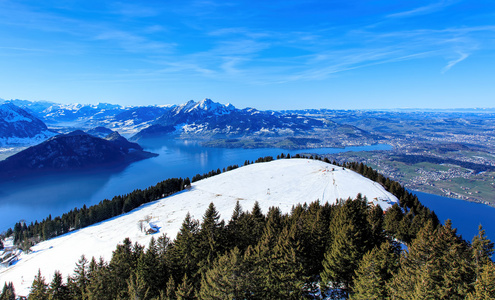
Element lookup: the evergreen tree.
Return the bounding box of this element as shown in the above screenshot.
[435,220,474,299]
[198,202,225,273]
[321,197,372,293]
[388,220,474,299]
[352,241,399,299]
[68,255,89,300]
[466,261,495,300]
[175,274,194,300]
[47,271,69,300]
[250,201,266,239]
[198,247,248,299]
[383,203,404,239]
[0,282,15,300]
[289,201,332,277]
[236,201,265,250]
[243,221,305,299]
[136,238,162,298]
[367,204,385,247]
[156,234,171,258]
[471,225,494,278]
[225,201,243,250]
[29,269,48,300]
[163,276,176,300]
[168,213,200,283]
[109,238,139,299]
[126,272,150,300]
[85,257,112,300]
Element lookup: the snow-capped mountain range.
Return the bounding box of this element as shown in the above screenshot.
[1,98,378,149]
[0,158,399,296]
[132,98,374,142]
[148,98,325,137]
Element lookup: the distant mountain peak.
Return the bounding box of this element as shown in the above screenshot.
[0,103,34,123]
[194,98,236,114]
[0,103,54,145]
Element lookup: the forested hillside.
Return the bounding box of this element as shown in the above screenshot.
[1,156,494,299]
[7,198,494,299]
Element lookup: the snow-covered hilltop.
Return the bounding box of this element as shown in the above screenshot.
[0,158,398,296]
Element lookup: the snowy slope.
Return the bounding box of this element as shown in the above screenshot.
[0,159,398,296]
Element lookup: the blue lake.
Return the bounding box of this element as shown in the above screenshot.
[0,140,391,231]
[415,191,495,243]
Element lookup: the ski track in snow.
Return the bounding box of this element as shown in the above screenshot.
[0,159,398,296]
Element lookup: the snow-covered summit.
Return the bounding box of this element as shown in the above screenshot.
[0,158,398,296]
[194,98,236,115]
[174,98,235,116]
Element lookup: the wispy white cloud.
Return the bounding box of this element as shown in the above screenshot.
[387,0,457,18]
[442,52,469,73]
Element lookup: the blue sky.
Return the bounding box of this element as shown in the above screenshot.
[0,0,494,110]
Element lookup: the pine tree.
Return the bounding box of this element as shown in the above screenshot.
[168,213,200,283]
[435,220,474,299]
[198,202,225,273]
[163,276,176,300]
[47,271,69,300]
[0,282,16,300]
[471,225,494,278]
[383,203,404,239]
[289,201,332,277]
[388,220,474,299]
[243,221,305,299]
[225,201,243,250]
[68,255,89,300]
[367,204,385,247]
[127,272,150,300]
[29,269,49,300]
[466,261,495,300]
[136,238,161,298]
[85,257,112,300]
[198,247,248,299]
[109,238,140,299]
[249,201,266,240]
[352,241,399,299]
[320,197,372,294]
[175,274,194,300]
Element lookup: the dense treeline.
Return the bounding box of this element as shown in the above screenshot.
[5,197,494,299]
[3,154,494,299]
